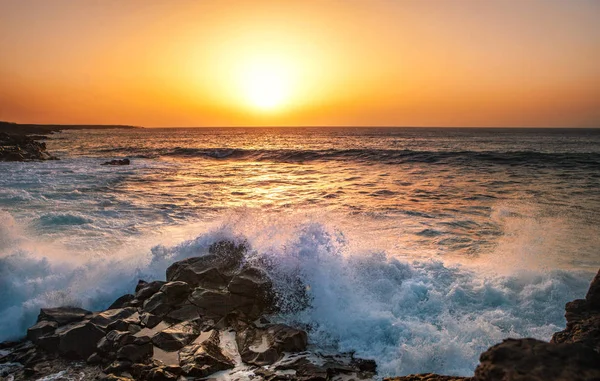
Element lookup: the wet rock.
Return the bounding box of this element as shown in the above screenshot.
[146,366,179,381]
[37,307,91,326]
[179,330,234,377]
[135,281,166,302]
[87,352,104,364]
[165,241,247,287]
[152,321,198,351]
[90,307,138,329]
[159,281,191,305]
[27,320,58,342]
[140,313,163,329]
[56,321,106,359]
[0,133,57,161]
[551,269,600,352]
[236,324,308,366]
[116,342,153,363]
[108,294,136,309]
[102,158,130,165]
[188,287,234,318]
[143,292,172,317]
[474,338,600,381]
[166,304,201,322]
[104,359,133,374]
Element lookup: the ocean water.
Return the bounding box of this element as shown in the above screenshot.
[1,127,599,376]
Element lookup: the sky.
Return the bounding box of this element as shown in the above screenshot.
[1,0,599,128]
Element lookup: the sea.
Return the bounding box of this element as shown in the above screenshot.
[1,127,599,377]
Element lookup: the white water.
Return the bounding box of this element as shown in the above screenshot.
[0,208,593,377]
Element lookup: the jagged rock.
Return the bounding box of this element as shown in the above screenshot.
[143,292,171,317]
[116,342,153,363]
[108,294,136,309]
[56,321,106,359]
[179,330,234,377]
[140,313,163,329]
[165,241,247,287]
[27,320,58,342]
[135,281,166,302]
[90,307,138,329]
[159,281,191,305]
[166,304,201,322]
[474,338,600,381]
[188,287,234,318]
[37,307,91,326]
[87,352,104,364]
[551,269,600,352]
[0,133,57,161]
[236,324,308,366]
[146,366,179,381]
[152,321,199,351]
[104,359,133,374]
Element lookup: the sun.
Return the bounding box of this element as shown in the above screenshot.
[240,59,292,111]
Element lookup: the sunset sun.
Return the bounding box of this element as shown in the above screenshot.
[238,58,294,112]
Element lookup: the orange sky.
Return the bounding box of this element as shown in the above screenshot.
[1,0,599,127]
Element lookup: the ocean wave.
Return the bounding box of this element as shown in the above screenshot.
[93,147,600,169]
[0,211,593,376]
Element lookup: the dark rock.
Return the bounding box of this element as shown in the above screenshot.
[135,281,166,301]
[474,338,600,381]
[236,324,308,366]
[159,281,191,305]
[188,287,234,318]
[116,342,153,363]
[143,292,172,317]
[87,352,104,364]
[90,307,138,329]
[37,306,91,326]
[102,158,130,166]
[152,321,199,351]
[135,280,149,292]
[0,132,58,161]
[146,366,179,381]
[56,321,106,359]
[165,240,247,287]
[179,330,234,377]
[108,294,135,309]
[104,359,133,374]
[27,320,58,342]
[140,312,163,328]
[551,269,600,352]
[166,304,201,322]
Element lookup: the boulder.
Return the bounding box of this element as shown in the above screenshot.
[166,304,201,322]
[27,320,58,342]
[179,330,234,377]
[188,288,234,318]
[236,324,308,366]
[551,269,600,352]
[116,342,153,363]
[159,281,191,305]
[135,281,166,302]
[37,307,91,326]
[146,366,179,381]
[140,313,163,329]
[90,307,138,329]
[152,321,199,351]
[385,375,470,381]
[143,292,171,317]
[474,338,600,381]
[56,321,106,359]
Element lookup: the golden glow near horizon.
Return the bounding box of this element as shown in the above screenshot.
[0,0,599,127]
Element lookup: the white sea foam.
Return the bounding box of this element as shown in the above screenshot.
[0,210,593,377]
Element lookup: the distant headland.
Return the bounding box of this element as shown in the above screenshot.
[0,121,140,136]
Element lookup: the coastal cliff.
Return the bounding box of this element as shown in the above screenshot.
[0,241,599,380]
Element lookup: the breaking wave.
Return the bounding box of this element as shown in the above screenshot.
[0,211,593,377]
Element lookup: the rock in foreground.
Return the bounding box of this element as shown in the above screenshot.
[0,240,377,381]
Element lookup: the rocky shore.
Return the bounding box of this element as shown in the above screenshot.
[1,241,599,381]
[0,132,57,161]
